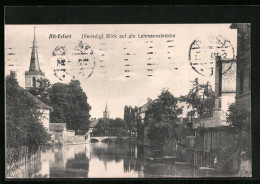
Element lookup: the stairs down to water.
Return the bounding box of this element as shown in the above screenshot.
[215,141,240,170]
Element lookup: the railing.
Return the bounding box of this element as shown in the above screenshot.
[215,141,239,170]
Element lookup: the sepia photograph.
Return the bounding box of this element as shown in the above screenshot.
[5,23,251,178]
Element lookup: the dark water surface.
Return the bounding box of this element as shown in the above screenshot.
[7,142,218,178]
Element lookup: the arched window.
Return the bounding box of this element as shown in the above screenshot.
[32,77,36,88]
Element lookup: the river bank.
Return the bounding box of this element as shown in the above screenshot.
[6,140,90,177]
[6,147,41,178]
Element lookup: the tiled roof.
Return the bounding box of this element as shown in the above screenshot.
[18,86,52,110]
[49,123,66,131]
[139,100,153,113]
[24,90,52,110]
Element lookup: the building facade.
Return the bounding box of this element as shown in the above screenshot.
[49,123,76,141]
[22,88,52,131]
[230,23,251,127]
[230,23,251,163]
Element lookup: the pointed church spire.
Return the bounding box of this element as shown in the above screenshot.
[29,27,42,73]
[103,101,110,118]
[25,27,44,90]
[105,101,108,112]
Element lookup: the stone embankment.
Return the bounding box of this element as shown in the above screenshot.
[53,135,89,145]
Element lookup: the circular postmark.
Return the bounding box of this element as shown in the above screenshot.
[51,41,95,82]
[189,35,235,77]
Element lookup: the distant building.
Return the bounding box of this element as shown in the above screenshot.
[49,123,75,141]
[103,102,110,118]
[25,27,44,90]
[49,123,67,141]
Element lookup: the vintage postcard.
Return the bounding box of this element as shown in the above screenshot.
[5,24,251,178]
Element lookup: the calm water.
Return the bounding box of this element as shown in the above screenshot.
[7,142,211,178]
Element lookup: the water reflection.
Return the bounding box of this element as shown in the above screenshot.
[88,142,139,177]
[49,145,90,178]
[7,142,202,178]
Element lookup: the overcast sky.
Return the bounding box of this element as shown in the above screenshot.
[5,24,237,119]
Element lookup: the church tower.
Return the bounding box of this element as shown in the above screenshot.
[103,102,110,119]
[25,27,44,90]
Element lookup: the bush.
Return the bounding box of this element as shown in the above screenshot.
[226,103,251,154]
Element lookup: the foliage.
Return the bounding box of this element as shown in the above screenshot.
[180,78,215,119]
[47,80,91,134]
[144,89,183,144]
[226,103,249,131]
[136,114,144,141]
[175,123,189,141]
[6,71,51,152]
[92,118,128,137]
[28,77,51,99]
[226,103,251,156]
[124,106,139,136]
[92,118,110,136]
[124,105,145,139]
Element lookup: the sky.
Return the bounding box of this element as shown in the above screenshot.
[5,24,237,119]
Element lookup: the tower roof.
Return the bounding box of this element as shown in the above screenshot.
[105,102,109,112]
[29,27,43,74]
[103,102,110,118]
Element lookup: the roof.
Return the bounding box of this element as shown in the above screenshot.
[49,123,66,131]
[104,102,109,112]
[89,118,98,128]
[139,99,153,114]
[24,89,52,110]
[18,86,52,110]
[29,28,42,72]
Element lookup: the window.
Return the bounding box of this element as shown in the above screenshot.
[32,77,36,88]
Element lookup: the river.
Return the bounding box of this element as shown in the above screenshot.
[7,142,226,178]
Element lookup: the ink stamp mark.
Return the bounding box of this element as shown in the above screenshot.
[51,41,95,82]
[189,35,235,77]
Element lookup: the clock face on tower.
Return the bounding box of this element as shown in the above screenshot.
[189,35,235,77]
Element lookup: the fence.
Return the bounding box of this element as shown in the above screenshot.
[186,148,213,168]
[6,147,41,177]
